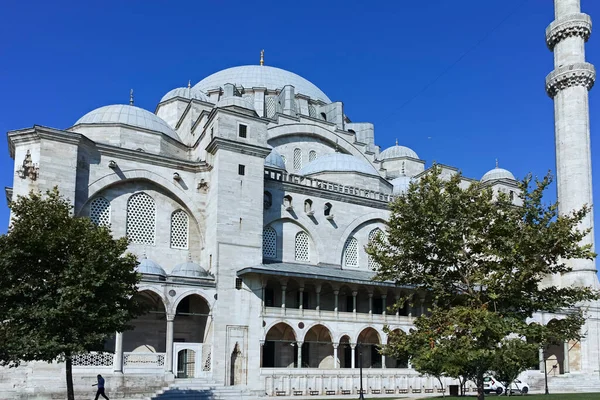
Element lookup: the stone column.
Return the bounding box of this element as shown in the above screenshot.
[166,314,175,373]
[334,290,339,316]
[368,292,373,315]
[539,348,545,372]
[261,280,267,314]
[382,295,387,317]
[113,332,123,373]
[297,342,303,368]
[316,284,322,312]
[419,295,426,316]
[352,291,358,319]
[281,284,287,313]
[333,344,339,369]
[351,344,356,369]
[299,287,304,311]
[260,340,265,368]
[381,354,386,369]
[395,293,401,317]
[547,0,598,287]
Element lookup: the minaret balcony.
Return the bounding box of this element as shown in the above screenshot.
[546,13,592,50]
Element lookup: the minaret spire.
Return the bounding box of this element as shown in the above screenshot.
[547,0,597,286]
[129,89,134,106]
[260,49,264,66]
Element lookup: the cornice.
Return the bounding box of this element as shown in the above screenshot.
[206,137,271,158]
[546,62,596,98]
[7,125,83,159]
[546,13,592,51]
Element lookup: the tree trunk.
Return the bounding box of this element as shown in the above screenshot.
[65,354,74,400]
[477,375,485,400]
[436,376,445,398]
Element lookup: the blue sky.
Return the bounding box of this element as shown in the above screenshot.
[1,0,600,248]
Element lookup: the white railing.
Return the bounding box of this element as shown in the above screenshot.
[264,168,396,203]
[123,352,165,370]
[264,307,412,324]
[261,369,465,397]
[72,352,114,368]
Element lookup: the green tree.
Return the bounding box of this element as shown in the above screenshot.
[0,188,143,400]
[490,338,538,395]
[367,166,597,400]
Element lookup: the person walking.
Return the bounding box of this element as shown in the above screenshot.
[92,374,109,400]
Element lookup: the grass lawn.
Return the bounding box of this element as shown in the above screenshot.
[449,395,600,400]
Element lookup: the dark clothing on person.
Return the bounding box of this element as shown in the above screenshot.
[94,375,109,400]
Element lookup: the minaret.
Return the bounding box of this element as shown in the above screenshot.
[546,0,597,286]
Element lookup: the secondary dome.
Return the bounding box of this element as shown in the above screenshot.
[194,65,331,103]
[160,86,208,103]
[481,167,516,183]
[265,149,286,170]
[171,261,210,278]
[391,175,413,195]
[73,104,181,141]
[379,143,419,160]
[298,153,378,176]
[136,257,166,277]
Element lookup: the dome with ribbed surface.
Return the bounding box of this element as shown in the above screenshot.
[194,65,330,103]
[391,175,413,195]
[481,167,516,183]
[379,144,419,160]
[73,105,181,141]
[136,258,166,277]
[160,86,208,103]
[171,261,210,278]
[265,149,286,170]
[299,153,378,176]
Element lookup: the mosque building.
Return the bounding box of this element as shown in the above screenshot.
[2,1,600,397]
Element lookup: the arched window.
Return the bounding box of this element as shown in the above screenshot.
[283,195,293,209]
[320,112,327,121]
[263,227,277,259]
[126,192,156,245]
[304,199,313,214]
[348,129,356,134]
[264,191,272,209]
[309,150,317,162]
[343,237,359,267]
[170,210,189,249]
[324,202,333,216]
[295,231,310,262]
[293,148,302,170]
[90,197,111,227]
[368,228,384,270]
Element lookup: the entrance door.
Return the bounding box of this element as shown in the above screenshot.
[177,349,196,378]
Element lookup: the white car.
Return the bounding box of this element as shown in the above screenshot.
[483,376,529,395]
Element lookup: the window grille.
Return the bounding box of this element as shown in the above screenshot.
[263,227,277,259]
[170,210,189,249]
[344,237,359,267]
[295,231,309,262]
[235,277,243,290]
[309,150,317,162]
[238,124,247,138]
[293,148,302,170]
[368,228,384,270]
[126,192,156,245]
[265,97,276,118]
[308,104,317,118]
[90,197,110,227]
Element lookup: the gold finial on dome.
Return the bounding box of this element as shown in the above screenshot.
[260,49,265,66]
[129,89,134,106]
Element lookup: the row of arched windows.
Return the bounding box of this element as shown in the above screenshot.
[291,148,318,171]
[89,192,189,249]
[264,192,332,217]
[262,227,383,268]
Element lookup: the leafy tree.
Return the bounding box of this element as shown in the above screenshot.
[490,338,538,395]
[367,166,598,400]
[0,188,143,400]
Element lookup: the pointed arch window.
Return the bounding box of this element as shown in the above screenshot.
[368,228,384,270]
[263,227,277,259]
[126,192,156,245]
[293,148,302,170]
[343,237,359,267]
[90,197,111,227]
[170,210,189,249]
[295,231,310,262]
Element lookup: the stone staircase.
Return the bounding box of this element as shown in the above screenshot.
[145,379,257,400]
[524,371,600,393]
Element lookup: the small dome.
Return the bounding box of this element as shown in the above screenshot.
[391,175,413,195]
[160,86,208,103]
[379,143,419,160]
[136,258,166,277]
[215,96,255,110]
[73,104,181,141]
[481,167,516,183]
[265,149,286,170]
[298,153,379,176]
[171,261,210,278]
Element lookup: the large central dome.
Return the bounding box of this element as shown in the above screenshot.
[193,65,331,103]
